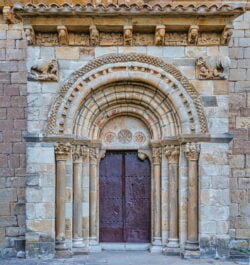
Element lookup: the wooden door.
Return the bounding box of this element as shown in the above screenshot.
[99,151,151,243]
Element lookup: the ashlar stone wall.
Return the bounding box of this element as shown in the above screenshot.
[0,15,27,257]
[229,11,250,251]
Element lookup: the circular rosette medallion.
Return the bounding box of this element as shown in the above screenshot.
[118,129,132,144]
[133,131,146,144]
[104,132,116,144]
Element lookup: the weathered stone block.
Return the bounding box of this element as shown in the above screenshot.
[55,47,79,59]
[0,189,17,203]
[229,154,245,168]
[163,46,185,58]
[0,216,17,227]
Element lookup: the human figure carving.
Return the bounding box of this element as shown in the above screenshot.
[124,25,133,46]
[221,24,233,45]
[57,26,68,46]
[24,26,35,45]
[155,25,166,46]
[90,25,99,46]
[188,25,199,45]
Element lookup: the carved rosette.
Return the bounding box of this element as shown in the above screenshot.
[184,142,200,161]
[72,145,89,162]
[89,147,99,164]
[55,143,71,160]
[165,145,180,164]
[152,147,162,165]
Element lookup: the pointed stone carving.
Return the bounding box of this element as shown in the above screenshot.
[188,25,199,45]
[28,59,58,81]
[24,25,35,45]
[155,25,165,46]
[57,25,68,45]
[196,55,231,80]
[221,24,233,45]
[90,25,99,46]
[124,25,133,46]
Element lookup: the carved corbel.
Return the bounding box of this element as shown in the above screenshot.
[89,25,99,46]
[188,25,199,45]
[138,149,151,162]
[196,55,231,80]
[221,24,233,45]
[24,25,35,45]
[28,59,58,82]
[155,25,166,46]
[57,26,68,46]
[123,25,133,46]
[3,6,20,24]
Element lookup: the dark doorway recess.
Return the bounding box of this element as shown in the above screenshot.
[99,150,151,243]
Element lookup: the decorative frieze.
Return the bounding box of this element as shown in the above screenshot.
[196,55,231,80]
[25,29,225,47]
[28,59,58,82]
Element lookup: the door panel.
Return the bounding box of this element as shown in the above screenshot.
[99,151,151,243]
[99,152,123,242]
[124,152,151,243]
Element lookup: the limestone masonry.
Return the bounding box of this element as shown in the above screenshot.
[0,0,249,261]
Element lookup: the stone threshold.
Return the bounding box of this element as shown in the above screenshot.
[100,243,151,251]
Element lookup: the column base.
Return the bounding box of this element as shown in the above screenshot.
[182,249,200,259]
[163,247,180,256]
[89,237,102,252]
[73,238,85,248]
[150,245,162,253]
[166,238,179,248]
[185,240,199,251]
[55,240,68,251]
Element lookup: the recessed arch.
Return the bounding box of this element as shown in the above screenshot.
[46,53,208,137]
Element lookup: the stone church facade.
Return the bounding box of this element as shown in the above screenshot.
[0,0,249,260]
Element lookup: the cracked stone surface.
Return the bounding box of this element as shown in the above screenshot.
[0,251,242,265]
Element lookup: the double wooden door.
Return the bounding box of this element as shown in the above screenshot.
[99,151,151,243]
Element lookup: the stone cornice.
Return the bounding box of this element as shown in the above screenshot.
[11,2,246,17]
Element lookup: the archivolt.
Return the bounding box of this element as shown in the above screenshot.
[46,53,208,136]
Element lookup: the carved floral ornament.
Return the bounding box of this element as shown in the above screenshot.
[46,53,208,136]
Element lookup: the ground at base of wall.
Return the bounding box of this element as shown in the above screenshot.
[0,251,246,265]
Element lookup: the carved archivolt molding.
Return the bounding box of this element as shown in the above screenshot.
[46,53,208,136]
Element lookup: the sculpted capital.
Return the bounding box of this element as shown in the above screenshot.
[89,147,99,164]
[55,143,71,160]
[72,145,89,162]
[165,145,180,164]
[184,142,200,161]
[152,147,162,165]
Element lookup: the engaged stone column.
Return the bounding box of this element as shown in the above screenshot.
[151,147,162,252]
[89,147,99,247]
[184,142,200,251]
[55,143,71,250]
[72,145,88,248]
[165,145,180,252]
